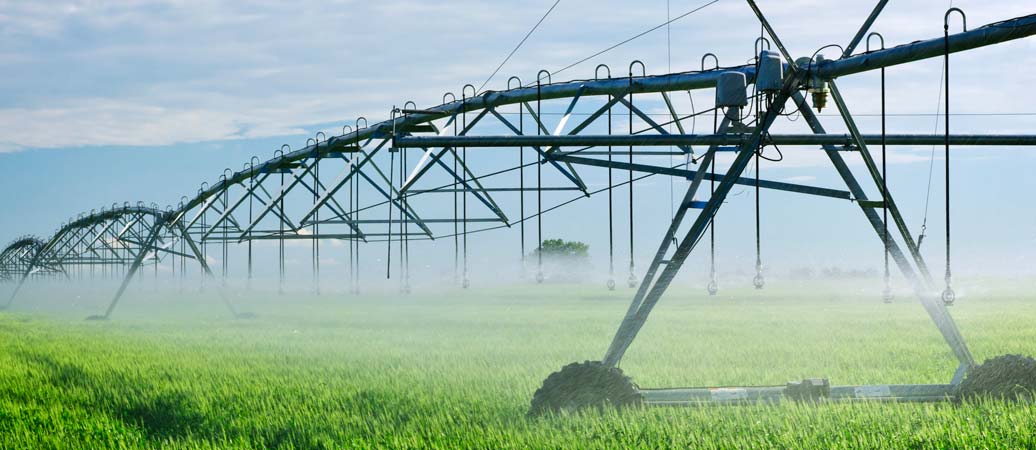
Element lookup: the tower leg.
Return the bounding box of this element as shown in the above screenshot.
[603,79,801,367]
[175,221,242,318]
[611,110,735,327]
[97,219,165,319]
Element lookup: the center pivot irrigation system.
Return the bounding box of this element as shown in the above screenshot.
[3,1,1036,408]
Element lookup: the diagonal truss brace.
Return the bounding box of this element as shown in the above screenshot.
[602,67,808,367]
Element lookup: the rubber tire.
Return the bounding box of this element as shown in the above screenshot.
[529,361,642,416]
[958,354,1036,402]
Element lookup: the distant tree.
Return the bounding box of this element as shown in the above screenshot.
[531,239,591,282]
[535,239,589,260]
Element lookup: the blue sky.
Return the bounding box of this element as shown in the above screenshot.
[2,0,1036,290]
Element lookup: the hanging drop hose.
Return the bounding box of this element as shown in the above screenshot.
[354,125,362,294]
[868,32,892,304]
[942,8,965,306]
[278,172,285,294]
[518,90,525,277]
[247,162,254,288]
[315,152,321,295]
[386,138,394,280]
[536,79,544,284]
[400,140,408,293]
[223,180,229,282]
[882,62,892,303]
[627,68,637,288]
[404,145,411,293]
[182,219,187,290]
[753,143,764,290]
[452,111,459,286]
[311,145,321,295]
[197,199,202,286]
[395,121,406,292]
[355,141,362,294]
[463,106,469,289]
[707,108,718,296]
[346,153,353,293]
[753,89,764,290]
[608,92,616,291]
[352,170,358,292]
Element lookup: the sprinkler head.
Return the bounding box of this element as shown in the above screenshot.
[606,279,616,290]
[806,54,830,112]
[627,273,638,288]
[753,274,765,290]
[941,286,956,306]
[810,88,829,112]
[707,280,718,296]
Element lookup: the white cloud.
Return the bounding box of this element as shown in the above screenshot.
[0,0,1033,153]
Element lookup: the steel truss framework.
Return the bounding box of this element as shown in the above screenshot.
[3,1,1036,403]
[2,205,240,319]
[0,237,59,283]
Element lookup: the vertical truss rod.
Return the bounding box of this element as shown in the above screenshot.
[101,217,165,319]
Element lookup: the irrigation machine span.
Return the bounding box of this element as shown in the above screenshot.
[3,1,1036,410]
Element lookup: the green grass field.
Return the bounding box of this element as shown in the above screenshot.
[2,280,1035,449]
